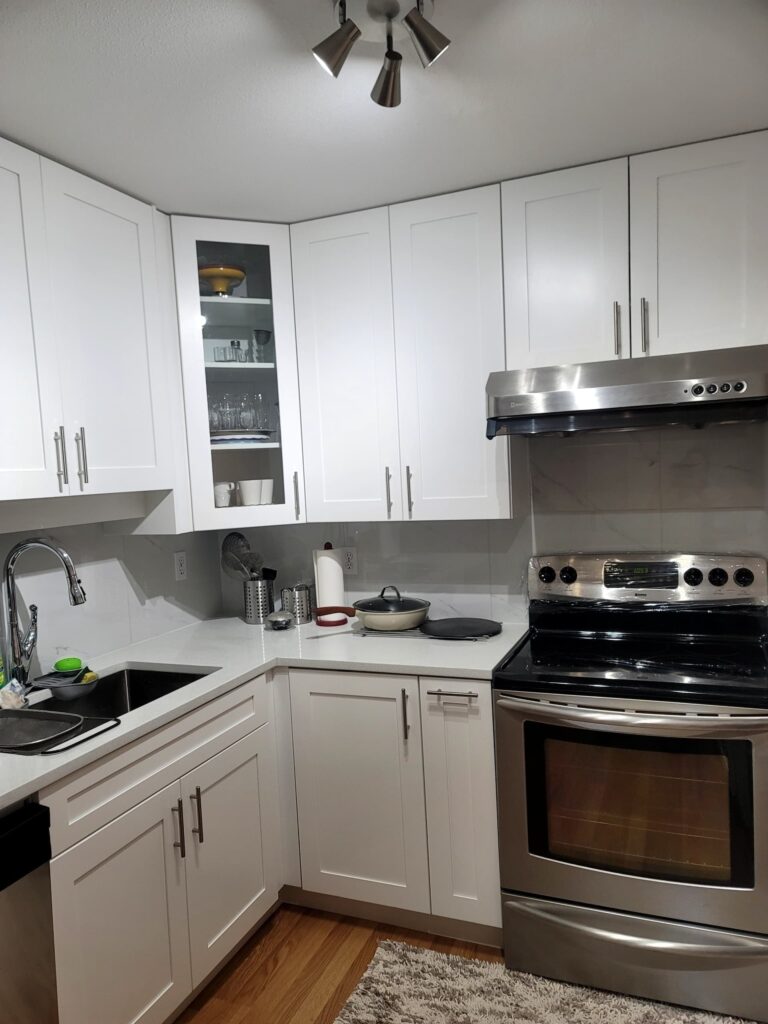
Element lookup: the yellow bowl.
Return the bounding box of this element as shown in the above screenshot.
[199,264,246,296]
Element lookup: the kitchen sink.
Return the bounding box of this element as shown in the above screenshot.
[35,666,213,719]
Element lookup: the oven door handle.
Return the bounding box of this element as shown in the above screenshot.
[509,900,768,966]
[496,695,768,737]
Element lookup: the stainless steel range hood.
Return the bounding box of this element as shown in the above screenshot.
[486,345,768,437]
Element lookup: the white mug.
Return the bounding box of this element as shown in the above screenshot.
[238,479,263,506]
[260,479,274,505]
[214,481,234,507]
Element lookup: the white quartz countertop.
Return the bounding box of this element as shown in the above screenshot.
[0,615,527,812]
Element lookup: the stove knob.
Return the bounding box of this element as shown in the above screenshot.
[683,567,703,586]
[706,383,718,394]
[734,567,755,588]
[692,384,705,396]
[538,566,556,584]
[708,567,729,587]
[560,566,578,585]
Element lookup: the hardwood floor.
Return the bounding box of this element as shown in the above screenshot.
[177,905,504,1024]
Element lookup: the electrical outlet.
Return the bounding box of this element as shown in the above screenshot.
[340,547,358,575]
[174,551,188,582]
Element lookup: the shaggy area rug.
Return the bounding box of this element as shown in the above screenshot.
[335,941,756,1024]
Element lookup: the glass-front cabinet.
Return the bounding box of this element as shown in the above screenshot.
[172,218,305,528]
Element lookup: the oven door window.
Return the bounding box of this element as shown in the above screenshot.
[525,724,754,887]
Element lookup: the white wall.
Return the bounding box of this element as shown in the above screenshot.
[0,526,221,679]
[529,421,768,556]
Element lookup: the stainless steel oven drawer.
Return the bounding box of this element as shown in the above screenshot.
[503,893,768,1023]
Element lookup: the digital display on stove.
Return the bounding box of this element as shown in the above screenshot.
[604,561,679,589]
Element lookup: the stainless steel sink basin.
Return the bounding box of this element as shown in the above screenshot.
[35,666,212,718]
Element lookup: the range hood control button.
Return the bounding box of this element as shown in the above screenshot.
[684,567,703,586]
[692,384,705,396]
[734,567,755,588]
[560,566,578,585]
[734,381,746,392]
[538,566,556,584]
[708,568,729,587]
[706,384,718,394]
[720,383,732,393]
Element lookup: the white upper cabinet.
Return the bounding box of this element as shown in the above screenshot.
[502,159,630,368]
[0,139,63,501]
[42,160,172,494]
[630,132,768,357]
[292,208,402,522]
[390,186,510,521]
[172,217,306,530]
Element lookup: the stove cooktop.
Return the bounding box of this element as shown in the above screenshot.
[493,553,768,708]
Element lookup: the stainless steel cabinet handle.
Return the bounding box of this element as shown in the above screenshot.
[496,694,768,737]
[190,785,204,844]
[74,427,89,488]
[406,466,413,520]
[401,688,410,739]
[613,301,621,356]
[293,471,301,521]
[385,466,392,520]
[640,297,650,354]
[426,689,479,701]
[172,798,186,858]
[53,427,68,492]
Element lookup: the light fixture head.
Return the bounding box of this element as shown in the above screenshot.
[371,49,402,107]
[403,5,450,67]
[312,6,362,78]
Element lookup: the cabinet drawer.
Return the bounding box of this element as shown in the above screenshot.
[42,677,268,854]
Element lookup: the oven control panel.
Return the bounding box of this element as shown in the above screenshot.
[529,554,768,603]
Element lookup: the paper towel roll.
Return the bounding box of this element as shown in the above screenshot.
[313,548,346,624]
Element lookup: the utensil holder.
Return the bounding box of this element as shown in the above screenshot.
[243,579,274,625]
[281,584,314,625]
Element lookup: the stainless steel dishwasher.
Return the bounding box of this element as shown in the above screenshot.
[0,802,57,1024]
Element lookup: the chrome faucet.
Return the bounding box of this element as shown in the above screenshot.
[3,538,86,690]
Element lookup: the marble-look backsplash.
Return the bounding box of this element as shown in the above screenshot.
[219,517,533,623]
[0,526,222,678]
[530,422,768,556]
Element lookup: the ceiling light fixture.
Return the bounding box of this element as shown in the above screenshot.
[312,0,361,78]
[370,25,402,108]
[311,1,451,107]
[403,0,450,67]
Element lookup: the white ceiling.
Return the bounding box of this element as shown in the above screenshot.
[1,0,768,223]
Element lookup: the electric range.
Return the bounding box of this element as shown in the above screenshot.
[493,552,768,1022]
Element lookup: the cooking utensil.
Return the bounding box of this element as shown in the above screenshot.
[0,709,84,749]
[222,551,250,581]
[316,585,430,631]
[420,617,502,640]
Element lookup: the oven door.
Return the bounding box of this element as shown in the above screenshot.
[495,690,768,934]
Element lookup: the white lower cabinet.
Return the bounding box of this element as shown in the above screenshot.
[290,670,430,912]
[419,679,501,927]
[51,781,192,1024]
[183,727,279,986]
[49,689,279,1024]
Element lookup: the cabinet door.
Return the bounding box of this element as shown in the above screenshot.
[390,186,510,520]
[0,139,64,500]
[182,725,280,987]
[630,133,768,357]
[51,782,191,1024]
[291,670,429,912]
[42,159,172,493]
[420,680,501,927]
[172,216,306,529]
[292,208,403,522]
[503,159,629,368]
